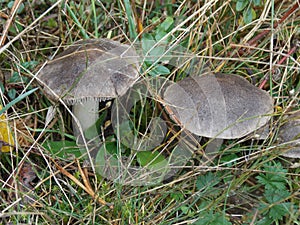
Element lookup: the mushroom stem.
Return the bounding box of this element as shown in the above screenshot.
[72,99,100,145]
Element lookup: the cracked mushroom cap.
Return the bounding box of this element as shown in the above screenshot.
[163,73,274,139]
[37,39,139,104]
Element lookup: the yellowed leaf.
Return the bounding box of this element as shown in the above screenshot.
[275,105,283,113]
[0,105,14,152]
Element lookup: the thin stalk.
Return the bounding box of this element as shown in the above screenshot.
[124,0,138,40]
[66,4,89,39]
[91,0,99,38]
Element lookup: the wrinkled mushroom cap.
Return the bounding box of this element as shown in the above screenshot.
[37,39,139,104]
[278,111,300,158]
[163,73,273,139]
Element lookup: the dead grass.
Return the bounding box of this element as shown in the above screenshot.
[0,0,300,224]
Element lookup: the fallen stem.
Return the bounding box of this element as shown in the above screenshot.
[259,41,299,89]
[238,2,300,56]
[52,159,113,208]
[0,0,23,46]
[76,159,94,196]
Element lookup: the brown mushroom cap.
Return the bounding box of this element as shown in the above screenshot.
[163,73,273,139]
[278,111,300,158]
[37,39,139,104]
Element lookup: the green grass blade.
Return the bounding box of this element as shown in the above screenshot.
[123,0,137,40]
[0,88,38,115]
[91,0,98,38]
[66,4,89,39]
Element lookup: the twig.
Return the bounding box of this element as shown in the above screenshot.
[259,40,299,89]
[76,159,94,197]
[238,2,300,56]
[0,0,23,46]
[52,158,113,208]
[0,0,63,54]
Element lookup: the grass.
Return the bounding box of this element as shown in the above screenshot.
[0,0,300,224]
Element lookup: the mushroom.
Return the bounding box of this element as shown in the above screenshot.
[278,110,300,158]
[163,73,274,159]
[37,39,139,147]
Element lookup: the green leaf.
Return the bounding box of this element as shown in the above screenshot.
[116,120,135,149]
[196,172,221,190]
[7,89,16,100]
[260,189,291,221]
[170,191,185,201]
[157,17,174,32]
[295,75,300,92]
[256,161,287,191]
[268,202,291,221]
[8,22,24,35]
[21,61,39,70]
[264,189,290,203]
[180,206,190,215]
[136,151,169,174]
[148,65,170,77]
[256,173,286,190]
[253,0,261,6]
[264,189,291,220]
[0,82,4,93]
[43,140,82,158]
[194,211,232,225]
[155,31,168,42]
[8,1,25,14]
[142,34,165,63]
[95,141,119,176]
[219,153,239,167]
[9,72,22,83]
[142,33,155,45]
[243,8,256,24]
[211,216,232,225]
[137,150,164,166]
[256,217,275,225]
[46,18,58,28]
[136,150,170,183]
[236,0,248,11]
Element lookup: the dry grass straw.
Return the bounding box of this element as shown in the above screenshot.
[0,0,299,224]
